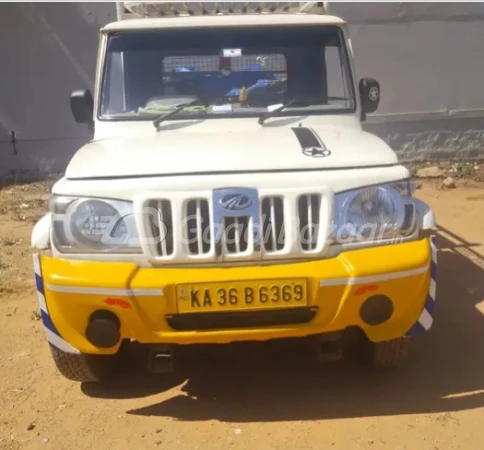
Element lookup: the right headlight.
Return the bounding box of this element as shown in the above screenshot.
[50,196,142,253]
[333,181,416,244]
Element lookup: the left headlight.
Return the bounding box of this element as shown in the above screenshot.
[333,181,416,244]
[50,196,142,253]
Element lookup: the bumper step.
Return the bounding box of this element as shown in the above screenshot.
[147,345,174,374]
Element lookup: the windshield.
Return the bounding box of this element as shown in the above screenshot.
[100,25,355,120]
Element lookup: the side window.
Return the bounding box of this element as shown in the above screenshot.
[325,45,350,104]
[103,51,126,115]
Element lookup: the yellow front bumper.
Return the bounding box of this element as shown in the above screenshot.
[36,238,432,355]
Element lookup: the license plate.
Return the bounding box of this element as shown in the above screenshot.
[176,278,307,314]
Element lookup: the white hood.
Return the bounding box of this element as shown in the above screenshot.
[65,121,397,179]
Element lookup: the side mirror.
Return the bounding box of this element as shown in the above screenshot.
[70,90,94,124]
[359,78,380,116]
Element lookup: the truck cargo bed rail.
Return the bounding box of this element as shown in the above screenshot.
[116,2,330,20]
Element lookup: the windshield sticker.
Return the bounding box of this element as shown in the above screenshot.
[211,104,233,114]
[292,128,332,158]
[267,103,284,112]
[223,48,242,57]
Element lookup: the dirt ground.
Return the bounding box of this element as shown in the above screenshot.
[1,177,484,450]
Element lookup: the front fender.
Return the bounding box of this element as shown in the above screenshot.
[31,213,51,249]
[415,199,436,231]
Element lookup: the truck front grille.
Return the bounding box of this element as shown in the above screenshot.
[143,189,327,261]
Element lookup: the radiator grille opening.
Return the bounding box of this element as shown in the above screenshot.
[186,199,211,255]
[298,194,321,251]
[166,307,318,331]
[147,200,174,257]
[261,197,285,252]
[223,216,250,254]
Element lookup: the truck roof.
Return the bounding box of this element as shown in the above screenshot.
[102,13,346,33]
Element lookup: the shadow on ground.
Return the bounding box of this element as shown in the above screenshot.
[82,230,484,422]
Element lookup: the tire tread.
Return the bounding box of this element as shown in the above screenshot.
[372,337,410,369]
[49,344,114,382]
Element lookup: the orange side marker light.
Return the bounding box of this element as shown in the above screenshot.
[355,284,380,296]
[105,297,131,309]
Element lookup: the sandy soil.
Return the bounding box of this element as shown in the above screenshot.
[1,178,484,450]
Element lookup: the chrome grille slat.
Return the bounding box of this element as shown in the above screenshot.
[234,217,241,254]
[261,196,284,253]
[298,194,321,252]
[224,217,233,253]
[196,199,203,255]
[158,200,168,257]
[270,197,277,251]
[307,195,314,246]
[186,199,211,255]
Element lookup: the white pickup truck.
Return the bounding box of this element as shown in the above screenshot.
[32,1,436,382]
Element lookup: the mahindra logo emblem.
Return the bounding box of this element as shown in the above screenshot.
[219,194,252,211]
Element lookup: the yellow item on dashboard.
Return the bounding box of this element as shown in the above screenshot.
[239,86,248,106]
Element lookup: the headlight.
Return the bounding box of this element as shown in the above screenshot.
[50,196,142,253]
[333,181,415,244]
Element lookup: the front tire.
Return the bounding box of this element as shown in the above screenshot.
[49,344,117,382]
[371,337,410,369]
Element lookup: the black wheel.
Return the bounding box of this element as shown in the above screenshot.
[49,344,117,382]
[371,337,411,369]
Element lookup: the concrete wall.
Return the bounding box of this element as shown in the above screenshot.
[0,2,115,179]
[331,2,484,160]
[1,2,484,179]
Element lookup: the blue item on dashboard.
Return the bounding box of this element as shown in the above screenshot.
[172,66,198,72]
[168,65,283,99]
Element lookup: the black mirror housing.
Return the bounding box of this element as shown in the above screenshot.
[359,78,380,114]
[70,90,94,124]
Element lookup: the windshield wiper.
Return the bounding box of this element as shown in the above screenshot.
[153,99,203,130]
[257,99,299,125]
